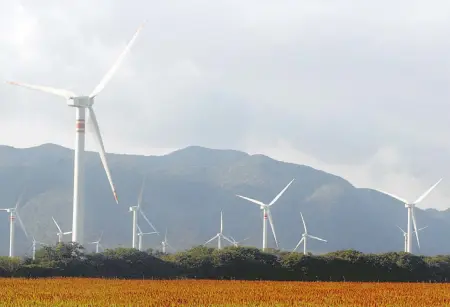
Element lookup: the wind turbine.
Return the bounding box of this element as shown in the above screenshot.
[129,177,158,249]
[89,231,104,253]
[161,228,175,253]
[229,236,250,247]
[376,178,442,253]
[6,22,145,245]
[0,193,28,257]
[136,224,158,251]
[236,178,295,251]
[52,216,72,243]
[293,212,327,254]
[30,235,48,261]
[204,211,234,249]
[397,225,428,252]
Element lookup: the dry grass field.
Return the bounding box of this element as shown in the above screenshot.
[1,278,449,306]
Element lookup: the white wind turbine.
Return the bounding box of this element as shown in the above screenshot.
[30,235,48,261]
[6,23,145,245]
[89,231,104,253]
[161,228,174,253]
[229,236,250,247]
[397,225,428,252]
[293,212,327,254]
[0,193,28,257]
[236,178,295,251]
[129,178,159,249]
[376,178,442,253]
[204,211,234,250]
[136,224,158,251]
[52,216,72,243]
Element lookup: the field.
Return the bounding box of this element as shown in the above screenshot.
[1,278,450,306]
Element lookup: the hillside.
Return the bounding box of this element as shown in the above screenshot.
[0,144,448,256]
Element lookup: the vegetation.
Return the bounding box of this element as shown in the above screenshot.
[1,243,450,282]
[1,278,450,306]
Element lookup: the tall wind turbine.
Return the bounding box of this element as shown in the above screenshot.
[129,177,158,249]
[6,23,145,245]
[136,224,157,251]
[293,212,327,254]
[376,178,442,253]
[236,178,295,251]
[204,211,234,250]
[161,228,174,253]
[0,193,28,257]
[52,216,72,243]
[397,225,428,252]
[89,231,104,253]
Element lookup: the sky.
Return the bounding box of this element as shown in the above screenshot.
[0,0,449,209]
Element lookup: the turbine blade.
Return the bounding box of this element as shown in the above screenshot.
[89,22,145,98]
[293,237,304,252]
[396,225,406,234]
[236,195,265,207]
[267,209,278,248]
[413,178,443,204]
[300,212,308,234]
[222,235,235,245]
[138,208,158,234]
[418,226,428,232]
[87,106,118,204]
[63,231,72,235]
[268,178,295,206]
[167,243,175,251]
[136,224,142,234]
[6,81,77,99]
[411,208,420,249]
[98,231,104,242]
[16,213,28,239]
[52,216,63,233]
[137,175,146,208]
[220,211,223,233]
[14,188,26,210]
[308,234,327,242]
[204,234,218,246]
[164,228,167,242]
[375,189,409,204]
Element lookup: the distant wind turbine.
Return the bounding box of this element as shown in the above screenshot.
[376,178,442,253]
[161,228,175,253]
[6,22,146,245]
[204,211,234,249]
[129,177,159,249]
[236,178,295,251]
[89,231,104,253]
[397,225,428,252]
[136,224,158,251]
[52,216,72,243]
[229,236,250,247]
[29,235,48,261]
[292,212,327,254]
[0,192,28,257]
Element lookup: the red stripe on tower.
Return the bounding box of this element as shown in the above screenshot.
[264,213,268,219]
[76,120,85,132]
[10,216,15,221]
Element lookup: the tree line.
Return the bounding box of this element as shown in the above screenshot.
[0,243,449,282]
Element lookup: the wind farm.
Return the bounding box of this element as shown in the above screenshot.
[3,2,450,306]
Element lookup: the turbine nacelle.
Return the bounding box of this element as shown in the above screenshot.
[67,96,93,108]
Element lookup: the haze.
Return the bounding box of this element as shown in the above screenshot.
[0,1,448,209]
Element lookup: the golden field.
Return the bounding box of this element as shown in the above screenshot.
[0,278,449,306]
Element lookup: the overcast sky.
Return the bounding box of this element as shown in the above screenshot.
[1,1,449,209]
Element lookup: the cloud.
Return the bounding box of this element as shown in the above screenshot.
[0,0,449,209]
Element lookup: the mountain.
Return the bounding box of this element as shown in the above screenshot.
[0,143,448,256]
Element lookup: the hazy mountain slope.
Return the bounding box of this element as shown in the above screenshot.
[0,143,448,256]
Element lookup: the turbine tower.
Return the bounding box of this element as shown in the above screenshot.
[397,225,428,252]
[129,177,158,249]
[136,224,158,251]
[376,178,442,253]
[30,235,47,261]
[52,216,72,243]
[89,231,104,253]
[293,212,327,254]
[204,211,234,249]
[236,178,295,251]
[6,23,145,245]
[0,193,28,257]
